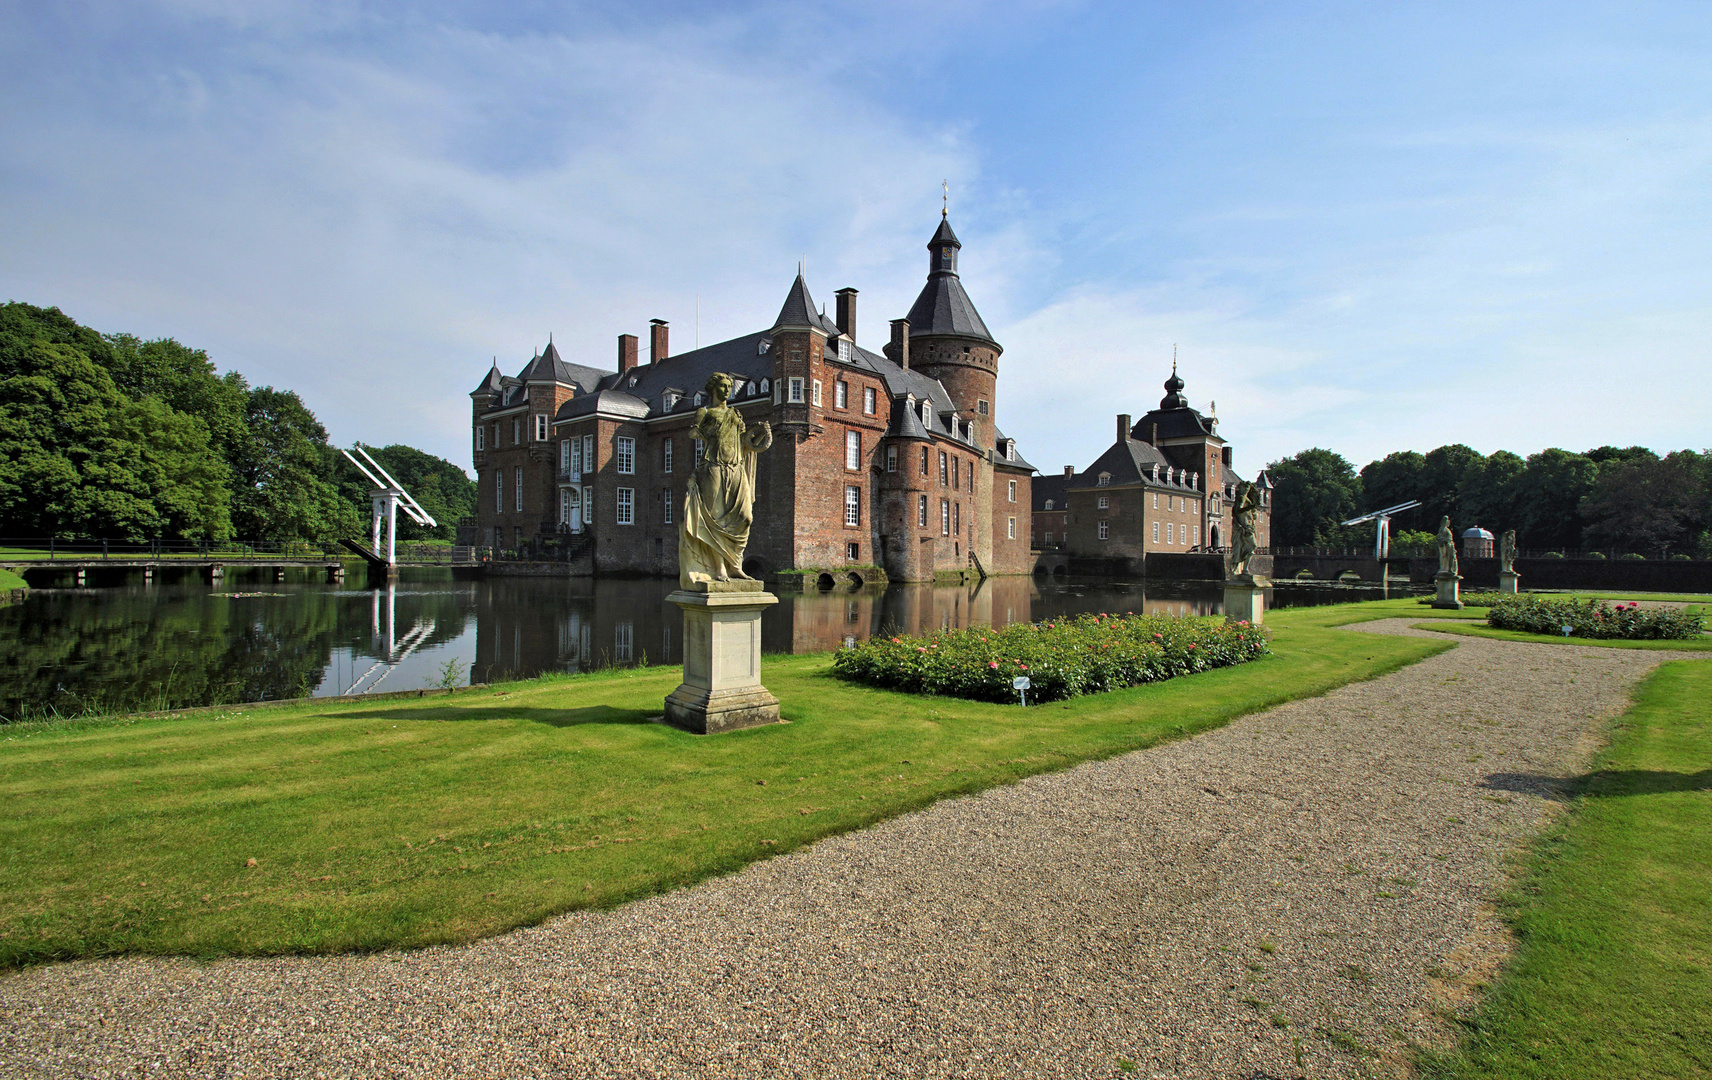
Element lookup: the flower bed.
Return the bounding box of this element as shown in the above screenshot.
[831,612,1271,704]
[1487,596,1704,640]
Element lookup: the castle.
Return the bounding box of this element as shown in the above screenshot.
[1031,365,1272,575]
[468,214,1037,582]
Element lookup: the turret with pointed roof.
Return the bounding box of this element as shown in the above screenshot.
[900,213,1001,450]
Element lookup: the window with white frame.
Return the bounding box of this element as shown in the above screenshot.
[582,434,594,474]
[614,622,633,662]
[1152,492,1159,509]
[662,439,673,473]
[559,439,570,472]
[1099,521,1109,540]
[1152,521,1159,542]
[535,414,548,441]
[835,380,848,409]
[1193,523,1200,545]
[693,392,704,407]
[844,485,861,527]
[662,488,673,525]
[1008,479,1017,502]
[514,466,523,512]
[1044,531,1053,544]
[953,502,960,535]
[559,489,571,524]
[940,499,950,535]
[616,436,635,474]
[845,430,860,470]
[918,494,928,528]
[788,377,804,403]
[569,438,582,479]
[616,488,634,525]
[1007,517,1016,539]
[1098,496,1109,509]
[694,438,704,467]
[1045,499,1054,510]
[920,447,929,475]
[863,386,876,414]
[1167,522,1174,544]
[977,399,989,415]
[760,377,770,395]
[513,418,521,444]
[921,400,933,427]
[939,451,948,485]
[664,391,680,411]
[837,337,852,364]
[495,470,503,513]
[1097,473,1111,486]
[583,485,593,523]
[812,380,822,406]
[885,445,897,472]
[476,426,485,451]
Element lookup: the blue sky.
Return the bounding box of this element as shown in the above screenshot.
[3,1,1708,478]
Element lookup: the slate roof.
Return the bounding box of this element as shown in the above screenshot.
[991,426,1036,472]
[518,341,609,394]
[1033,471,1072,512]
[772,272,840,335]
[905,216,997,346]
[469,363,505,397]
[1129,366,1221,442]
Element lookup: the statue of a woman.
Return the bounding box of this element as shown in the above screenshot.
[1499,529,1517,574]
[679,372,772,588]
[1435,515,1459,576]
[1230,481,1261,576]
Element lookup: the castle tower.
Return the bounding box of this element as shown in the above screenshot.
[902,213,1001,451]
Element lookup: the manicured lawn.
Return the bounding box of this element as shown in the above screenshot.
[1419,657,1712,1080]
[0,604,1447,967]
[1415,621,1712,651]
[0,568,25,592]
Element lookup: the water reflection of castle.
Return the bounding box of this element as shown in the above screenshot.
[471,577,1220,684]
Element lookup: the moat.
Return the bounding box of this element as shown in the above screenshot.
[0,570,1415,718]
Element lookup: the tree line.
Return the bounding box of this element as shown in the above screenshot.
[1264,443,1712,556]
[0,302,474,543]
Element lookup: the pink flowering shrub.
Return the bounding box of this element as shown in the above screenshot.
[832,612,1271,703]
[1487,596,1703,639]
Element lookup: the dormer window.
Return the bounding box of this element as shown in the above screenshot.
[1045,499,1055,511]
[837,338,852,364]
[664,391,681,411]
[760,378,770,394]
[693,392,705,407]
[1005,439,1016,461]
[758,338,771,355]
[921,400,933,427]
[1097,473,1112,487]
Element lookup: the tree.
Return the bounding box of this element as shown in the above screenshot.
[228,387,361,543]
[1359,451,1426,514]
[1458,450,1524,535]
[1580,453,1708,554]
[1418,444,1485,530]
[1264,448,1363,547]
[1583,445,1659,468]
[1510,448,1599,551]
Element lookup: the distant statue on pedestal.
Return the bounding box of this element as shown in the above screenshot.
[679,372,773,589]
[1224,480,1269,626]
[1435,515,1459,577]
[1498,528,1520,594]
[1432,514,1464,609]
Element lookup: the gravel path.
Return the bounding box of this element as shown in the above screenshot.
[1,621,1693,1079]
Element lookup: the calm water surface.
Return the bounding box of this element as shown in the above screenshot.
[1,568,1415,717]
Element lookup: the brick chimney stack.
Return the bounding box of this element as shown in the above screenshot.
[1117,413,1131,443]
[649,320,669,365]
[888,318,910,370]
[617,334,639,374]
[835,288,858,343]
[1064,465,1074,476]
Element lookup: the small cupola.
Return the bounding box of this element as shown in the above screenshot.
[1160,361,1188,410]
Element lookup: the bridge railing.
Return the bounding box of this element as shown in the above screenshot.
[0,538,482,564]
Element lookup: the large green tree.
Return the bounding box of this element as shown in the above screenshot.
[1417,444,1485,530]
[1264,448,1363,547]
[228,387,361,543]
[1510,448,1599,551]
[1579,451,1708,555]
[1457,449,1525,535]
[1359,450,1427,516]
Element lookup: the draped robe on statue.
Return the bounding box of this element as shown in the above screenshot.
[679,405,772,588]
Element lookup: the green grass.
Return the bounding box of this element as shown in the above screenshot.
[0,568,25,592]
[1419,658,1712,1079]
[0,604,1448,968]
[1414,621,1712,651]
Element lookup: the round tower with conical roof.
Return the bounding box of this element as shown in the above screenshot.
[900,213,1002,451]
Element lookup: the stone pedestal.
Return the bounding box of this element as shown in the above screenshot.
[664,581,781,734]
[1223,574,1270,625]
[1432,570,1464,609]
[1498,570,1520,595]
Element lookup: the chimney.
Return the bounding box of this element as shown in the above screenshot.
[617,333,639,374]
[835,288,858,343]
[1063,465,1074,476]
[1117,413,1131,443]
[649,319,669,365]
[889,318,910,370]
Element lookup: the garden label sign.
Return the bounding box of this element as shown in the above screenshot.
[1013,675,1031,707]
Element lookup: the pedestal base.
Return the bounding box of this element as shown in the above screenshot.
[665,583,781,734]
[1223,574,1270,625]
[1432,571,1464,609]
[1498,570,1520,595]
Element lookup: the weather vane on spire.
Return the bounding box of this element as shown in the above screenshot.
[942,179,949,217]
[1172,343,1178,372]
